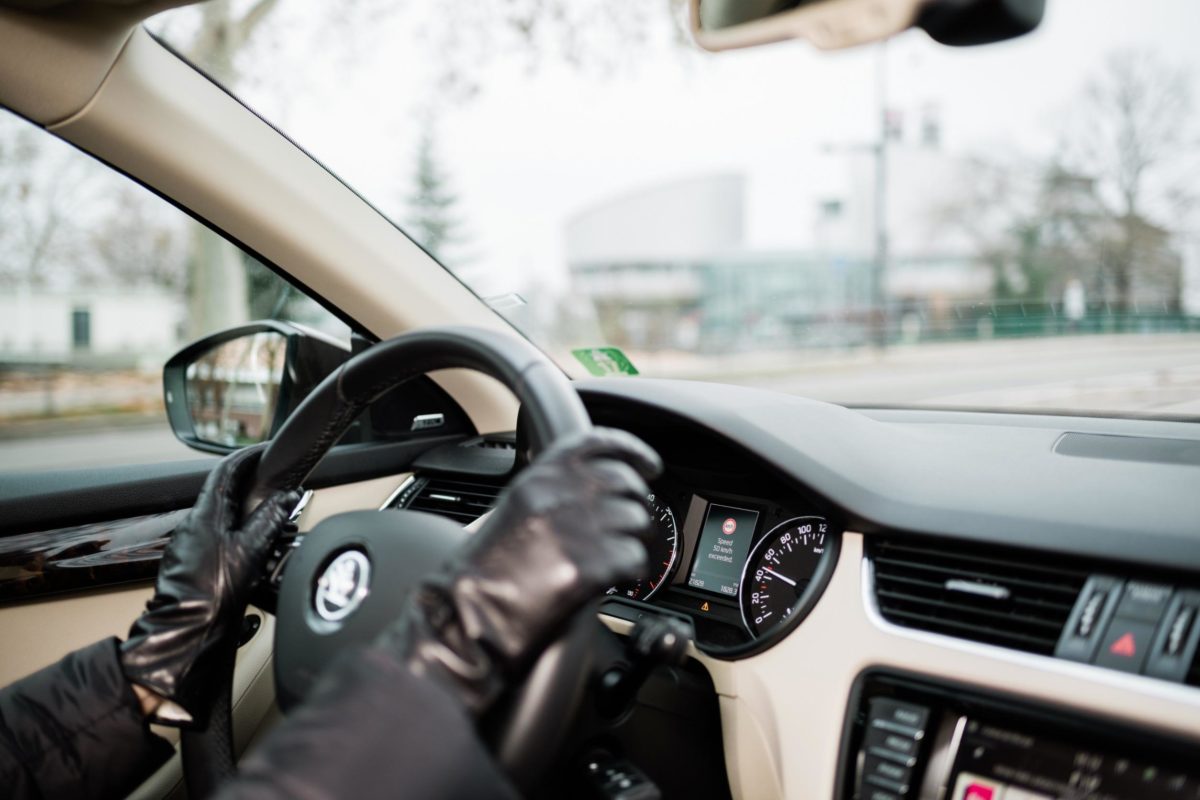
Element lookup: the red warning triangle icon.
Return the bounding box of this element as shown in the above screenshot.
[1109,631,1137,657]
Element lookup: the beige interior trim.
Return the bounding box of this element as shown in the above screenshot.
[296,473,411,531]
[0,4,135,125]
[605,533,1200,799]
[46,27,520,433]
[0,584,154,687]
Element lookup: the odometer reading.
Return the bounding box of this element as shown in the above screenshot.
[738,516,828,636]
[607,493,679,602]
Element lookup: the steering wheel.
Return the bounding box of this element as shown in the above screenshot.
[180,325,605,798]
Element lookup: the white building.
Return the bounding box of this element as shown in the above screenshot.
[0,283,184,367]
[1183,233,1200,317]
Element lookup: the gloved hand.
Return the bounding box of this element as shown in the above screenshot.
[379,427,662,717]
[121,445,299,726]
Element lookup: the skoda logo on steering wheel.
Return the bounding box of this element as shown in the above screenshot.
[314,550,372,623]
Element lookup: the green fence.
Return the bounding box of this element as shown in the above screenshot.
[904,300,1200,343]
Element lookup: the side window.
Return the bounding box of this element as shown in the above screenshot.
[0,109,350,472]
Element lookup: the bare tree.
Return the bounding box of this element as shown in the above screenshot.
[933,155,1045,299]
[0,121,104,287]
[148,0,678,335]
[419,1,675,101]
[1062,49,1195,311]
[91,187,188,291]
[942,51,1195,314]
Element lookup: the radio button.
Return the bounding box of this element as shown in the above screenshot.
[863,757,911,796]
[865,726,920,760]
[867,698,929,734]
[862,790,901,800]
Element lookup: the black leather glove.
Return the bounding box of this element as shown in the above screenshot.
[378,427,662,717]
[121,445,298,726]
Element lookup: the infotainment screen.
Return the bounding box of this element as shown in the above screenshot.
[686,502,759,596]
[947,716,1196,800]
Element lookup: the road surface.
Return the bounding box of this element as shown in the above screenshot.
[2,334,1198,473]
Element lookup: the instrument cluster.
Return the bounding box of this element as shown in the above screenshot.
[602,477,841,655]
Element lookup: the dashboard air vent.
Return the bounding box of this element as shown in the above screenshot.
[403,476,505,525]
[469,437,516,451]
[870,538,1089,656]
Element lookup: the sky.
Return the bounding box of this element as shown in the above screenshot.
[150,0,1200,300]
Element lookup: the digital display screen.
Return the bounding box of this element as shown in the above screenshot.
[947,717,1198,800]
[686,502,760,596]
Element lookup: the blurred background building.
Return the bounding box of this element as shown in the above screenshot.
[0,283,183,368]
[567,107,1193,355]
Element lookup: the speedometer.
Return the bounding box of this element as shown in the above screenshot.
[738,516,829,636]
[607,492,679,602]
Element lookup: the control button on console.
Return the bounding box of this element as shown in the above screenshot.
[867,698,930,735]
[1115,581,1173,623]
[863,755,912,795]
[862,789,901,800]
[950,772,1003,800]
[1056,575,1123,663]
[1093,617,1158,673]
[865,726,920,761]
[1144,590,1200,682]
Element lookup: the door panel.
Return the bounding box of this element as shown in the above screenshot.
[0,462,427,681]
[0,583,154,687]
[0,436,464,537]
[0,469,414,800]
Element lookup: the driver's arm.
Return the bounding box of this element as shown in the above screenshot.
[223,647,520,799]
[0,447,296,800]
[0,638,174,800]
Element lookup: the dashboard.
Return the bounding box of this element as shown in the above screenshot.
[386,376,1200,800]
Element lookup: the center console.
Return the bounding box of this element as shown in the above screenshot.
[840,671,1200,800]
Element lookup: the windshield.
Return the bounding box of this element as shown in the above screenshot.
[150,0,1200,418]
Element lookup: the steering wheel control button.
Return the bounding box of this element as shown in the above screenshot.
[1115,581,1173,623]
[237,614,262,648]
[582,752,660,800]
[1056,575,1124,663]
[1145,590,1200,682]
[313,549,372,624]
[1093,617,1158,673]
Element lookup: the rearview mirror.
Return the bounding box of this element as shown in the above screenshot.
[163,321,350,454]
[689,0,1045,52]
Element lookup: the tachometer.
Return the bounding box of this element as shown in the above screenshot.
[738,516,829,636]
[607,493,679,602]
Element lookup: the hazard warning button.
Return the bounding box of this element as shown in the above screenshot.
[1093,618,1157,673]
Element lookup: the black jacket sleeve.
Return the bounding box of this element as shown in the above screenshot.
[0,637,174,800]
[219,645,518,800]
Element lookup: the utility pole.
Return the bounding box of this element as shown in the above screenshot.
[872,41,890,350]
[820,42,892,350]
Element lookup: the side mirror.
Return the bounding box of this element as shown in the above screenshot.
[689,0,1045,52]
[163,321,350,454]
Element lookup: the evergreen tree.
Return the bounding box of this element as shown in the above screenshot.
[406,129,463,265]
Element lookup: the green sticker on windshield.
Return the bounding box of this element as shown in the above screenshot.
[572,347,640,377]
